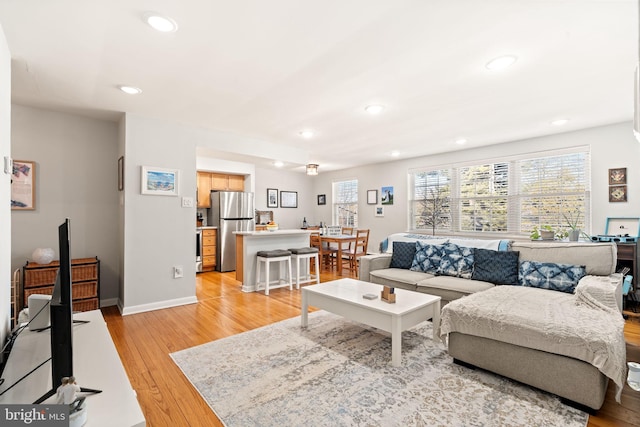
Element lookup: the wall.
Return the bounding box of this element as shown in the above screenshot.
[0,23,11,343]
[311,122,640,251]
[120,114,310,314]
[254,166,314,229]
[10,105,120,305]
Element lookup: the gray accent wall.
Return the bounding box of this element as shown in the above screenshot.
[10,105,120,305]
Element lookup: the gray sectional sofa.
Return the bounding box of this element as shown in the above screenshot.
[359,235,626,411]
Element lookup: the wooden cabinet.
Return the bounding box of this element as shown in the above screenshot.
[616,242,638,291]
[197,172,245,208]
[202,229,217,271]
[23,257,100,312]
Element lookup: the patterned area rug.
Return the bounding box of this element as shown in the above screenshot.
[171,311,588,427]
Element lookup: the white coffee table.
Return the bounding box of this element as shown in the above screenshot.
[301,278,441,367]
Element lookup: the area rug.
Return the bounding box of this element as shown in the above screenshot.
[171,311,588,427]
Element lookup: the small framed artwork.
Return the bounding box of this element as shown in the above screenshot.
[141,166,179,196]
[267,188,278,208]
[367,190,378,205]
[609,168,627,185]
[281,191,298,208]
[609,185,627,203]
[118,156,124,191]
[375,206,384,217]
[317,194,326,205]
[381,186,394,205]
[11,160,36,210]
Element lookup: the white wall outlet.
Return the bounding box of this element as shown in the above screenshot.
[173,265,184,278]
[181,197,194,208]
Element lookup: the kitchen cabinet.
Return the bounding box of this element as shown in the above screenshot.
[202,228,217,271]
[197,172,245,208]
[23,257,100,312]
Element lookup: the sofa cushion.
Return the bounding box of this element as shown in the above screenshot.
[409,241,444,274]
[369,268,433,290]
[472,248,520,285]
[518,261,587,293]
[439,242,474,279]
[416,276,494,301]
[389,241,417,269]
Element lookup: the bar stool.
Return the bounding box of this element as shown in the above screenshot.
[288,247,320,288]
[255,249,293,295]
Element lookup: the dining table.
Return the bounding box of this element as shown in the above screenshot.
[319,233,358,275]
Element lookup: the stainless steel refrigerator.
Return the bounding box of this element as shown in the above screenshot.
[208,191,255,272]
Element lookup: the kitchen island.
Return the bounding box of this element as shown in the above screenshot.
[234,229,312,292]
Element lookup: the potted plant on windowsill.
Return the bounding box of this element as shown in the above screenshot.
[530,225,555,240]
[563,211,582,242]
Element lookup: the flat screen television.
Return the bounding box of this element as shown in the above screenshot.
[34,218,100,403]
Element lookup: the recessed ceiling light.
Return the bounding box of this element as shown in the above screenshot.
[551,119,569,126]
[391,150,400,157]
[273,161,284,167]
[485,55,518,71]
[299,130,314,139]
[365,104,385,115]
[144,12,178,32]
[119,86,142,95]
[455,138,467,145]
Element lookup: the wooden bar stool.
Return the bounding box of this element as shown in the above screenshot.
[288,247,320,288]
[255,250,293,295]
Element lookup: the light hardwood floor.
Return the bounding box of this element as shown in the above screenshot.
[102,271,640,427]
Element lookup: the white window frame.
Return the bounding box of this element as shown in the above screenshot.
[332,179,358,227]
[408,147,591,236]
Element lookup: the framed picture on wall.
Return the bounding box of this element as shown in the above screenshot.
[609,185,627,203]
[375,206,384,217]
[281,191,298,208]
[141,166,179,196]
[381,186,394,205]
[367,190,378,205]
[11,160,36,210]
[267,188,278,208]
[317,194,326,205]
[609,168,626,185]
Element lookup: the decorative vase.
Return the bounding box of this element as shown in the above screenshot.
[569,229,580,242]
[32,247,55,264]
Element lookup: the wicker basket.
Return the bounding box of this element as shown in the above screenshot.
[24,286,54,300]
[24,267,58,288]
[73,298,99,312]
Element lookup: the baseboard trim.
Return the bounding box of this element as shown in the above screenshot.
[120,296,198,316]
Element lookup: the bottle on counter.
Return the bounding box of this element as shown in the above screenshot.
[302,217,308,229]
[319,221,324,235]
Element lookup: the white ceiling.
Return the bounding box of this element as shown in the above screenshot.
[0,0,637,172]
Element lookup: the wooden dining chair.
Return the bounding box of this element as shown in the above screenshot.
[344,229,370,276]
[310,232,338,271]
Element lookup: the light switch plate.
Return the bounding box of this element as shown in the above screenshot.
[4,156,12,174]
[181,197,194,208]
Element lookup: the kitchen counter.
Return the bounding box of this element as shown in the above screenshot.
[234,229,309,236]
[197,226,218,229]
[234,229,312,291]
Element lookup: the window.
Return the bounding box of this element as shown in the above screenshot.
[411,170,451,235]
[409,148,590,235]
[333,179,358,227]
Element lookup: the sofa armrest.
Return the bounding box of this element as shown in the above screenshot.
[359,254,392,281]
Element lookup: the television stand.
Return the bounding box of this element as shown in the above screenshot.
[0,310,144,427]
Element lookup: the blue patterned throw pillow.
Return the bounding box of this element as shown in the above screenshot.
[389,241,417,269]
[472,248,519,285]
[410,241,444,274]
[439,242,474,279]
[518,261,587,293]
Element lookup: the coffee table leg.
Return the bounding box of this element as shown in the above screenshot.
[432,300,441,342]
[301,289,309,327]
[391,315,401,367]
